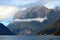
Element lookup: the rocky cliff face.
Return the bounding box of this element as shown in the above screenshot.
[37,20,60,36]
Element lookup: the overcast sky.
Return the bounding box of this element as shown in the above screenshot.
[0,0,60,6]
[0,0,60,26]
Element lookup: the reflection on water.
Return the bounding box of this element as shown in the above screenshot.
[0,36,60,40]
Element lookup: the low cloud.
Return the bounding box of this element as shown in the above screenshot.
[0,5,20,20]
[12,16,47,23]
[44,1,60,9]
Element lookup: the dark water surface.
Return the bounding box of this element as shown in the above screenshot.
[0,36,60,40]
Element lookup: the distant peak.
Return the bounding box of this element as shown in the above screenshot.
[0,23,6,27]
[54,6,60,11]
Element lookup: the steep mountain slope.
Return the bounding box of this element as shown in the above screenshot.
[13,6,50,19]
[13,10,24,19]
[0,23,14,35]
[37,20,60,35]
[7,6,60,35]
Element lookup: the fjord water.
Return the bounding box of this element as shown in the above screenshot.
[0,36,60,40]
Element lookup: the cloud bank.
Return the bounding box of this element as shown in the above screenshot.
[0,5,19,20]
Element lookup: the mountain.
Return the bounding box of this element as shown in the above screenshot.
[37,20,60,35]
[7,6,60,35]
[54,6,60,11]
[0,23,14,35]
[13,11,24,19]
[13,6,50,19]
[7,6,51,35]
